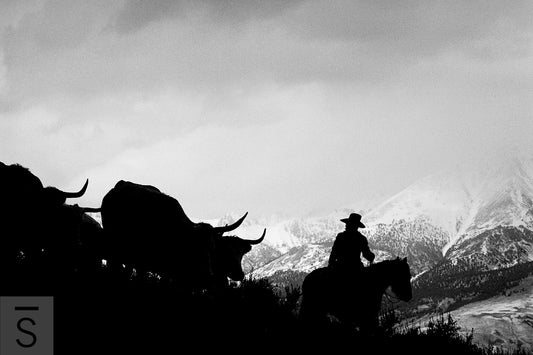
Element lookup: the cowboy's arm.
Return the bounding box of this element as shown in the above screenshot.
[361,236,375,263]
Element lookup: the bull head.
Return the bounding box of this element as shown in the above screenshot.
[218,228,266,282]
[42,179,89,205]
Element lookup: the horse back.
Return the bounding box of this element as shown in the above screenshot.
[302,267,330,294]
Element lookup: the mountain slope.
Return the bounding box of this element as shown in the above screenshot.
[366,158,533,257]
[446,226,533,270]
[250,157,533,283]
[451,274,533,351]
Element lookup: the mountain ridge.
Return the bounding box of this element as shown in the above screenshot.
[241,156,533,280]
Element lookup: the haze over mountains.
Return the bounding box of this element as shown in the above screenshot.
[233,156,533,278]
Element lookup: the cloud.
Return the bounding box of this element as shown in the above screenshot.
[110,0,305,34]
[2,0,530,109]
[0,83,314,194]
[0,0,43,28]
[285,1,533,54]
[0,51,6,95]
[0,1,531,217]
[110,0,183,34]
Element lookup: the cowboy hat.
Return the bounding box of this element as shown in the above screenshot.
[340,213,366,228]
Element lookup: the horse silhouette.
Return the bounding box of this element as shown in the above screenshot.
[299,257,412,333]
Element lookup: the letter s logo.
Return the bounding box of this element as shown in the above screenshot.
[16,317,37,348]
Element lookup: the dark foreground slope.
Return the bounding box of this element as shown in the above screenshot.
[2,260,530,355]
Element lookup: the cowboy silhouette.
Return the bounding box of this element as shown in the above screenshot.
[328,213,375,273]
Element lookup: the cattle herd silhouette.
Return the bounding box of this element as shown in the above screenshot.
[0,161,412,351]
[0,162,265,291]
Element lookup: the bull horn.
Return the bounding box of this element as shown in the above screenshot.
[248,228,266,245]
[61,179,89,198]
[81,207,102,213]
[214,212,248,233]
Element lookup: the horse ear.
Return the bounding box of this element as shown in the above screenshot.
[402,257,407,263]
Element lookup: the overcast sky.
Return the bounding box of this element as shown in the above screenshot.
[1,0,532,218]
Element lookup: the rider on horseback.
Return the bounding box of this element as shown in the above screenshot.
[328,213,375,275]
[301,215,409,331]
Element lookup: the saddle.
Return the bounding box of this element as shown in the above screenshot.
[328,263,370,295]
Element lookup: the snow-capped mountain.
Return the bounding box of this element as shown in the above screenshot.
[248,242,333,277]
[249,156,533,278]
[367,158,533,247]
[365,157,533,270]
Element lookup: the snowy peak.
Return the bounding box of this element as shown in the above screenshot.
[455,159,533,250]
[366,171,472,237]
[365,157,533,255]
